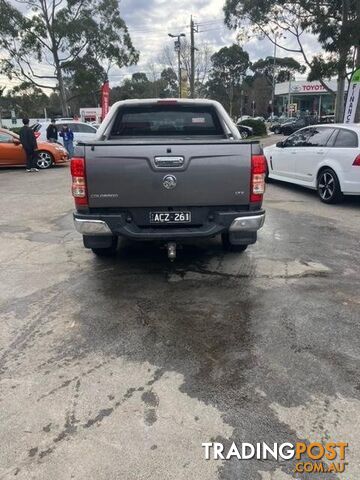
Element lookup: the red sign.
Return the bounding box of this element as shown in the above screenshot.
[101,80,110,120]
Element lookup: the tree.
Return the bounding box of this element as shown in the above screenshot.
[64,54,106,113]
[224,0,359,121]
[251,57,305,86]
[0,0,139,115]
[110,69,180,103]
[110,73,152,102]
[0,83,49,118]
[207,44,250,117]
[159,68,178,97]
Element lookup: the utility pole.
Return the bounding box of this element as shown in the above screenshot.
[354,0,360,122]
[190,16,198,98]
[271,40,277,119]
[168,32,186,98]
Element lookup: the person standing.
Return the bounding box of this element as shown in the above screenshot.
[59,124,74,158]
[46,119,58,142]
[19,118,38,172]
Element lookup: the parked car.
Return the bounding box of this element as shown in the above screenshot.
[268,116,290,133]
[270,117,305,135]
[319,115,335,124]
[236,123,254,138]
[236,115,252,123]
[281,116,317,135]
[32,120,97,145]
[71,98,266,259]
[0,128,68,169]
[264,124,360,203]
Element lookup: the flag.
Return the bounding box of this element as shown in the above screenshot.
[344,68,360,123]
[101,80,110,120]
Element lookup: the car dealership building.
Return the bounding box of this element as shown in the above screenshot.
[274,79,344,117]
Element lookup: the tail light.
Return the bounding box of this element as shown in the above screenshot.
[71,157,88,207]
[157,100,178,105]
[34,131,41,139]
[250,154,266,202]
[353,154,360,166]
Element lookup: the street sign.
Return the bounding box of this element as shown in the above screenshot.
[343,68,360,123]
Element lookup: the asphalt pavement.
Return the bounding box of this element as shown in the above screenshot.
[0,138,360,479]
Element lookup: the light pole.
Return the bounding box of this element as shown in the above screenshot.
[271,40,277,119]
[168,33,185,98]
[271,33,286,118]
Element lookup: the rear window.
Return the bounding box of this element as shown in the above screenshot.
[31,123,41,132]
[306,127,335,147]
[333,129,358,148]
[110,105,224,137]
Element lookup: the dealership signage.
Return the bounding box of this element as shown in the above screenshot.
[275,80,338,96]
[343,68,360,123]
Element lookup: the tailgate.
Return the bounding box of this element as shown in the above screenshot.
[85,142,252,208]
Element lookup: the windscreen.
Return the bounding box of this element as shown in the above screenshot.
[110,104,224,137]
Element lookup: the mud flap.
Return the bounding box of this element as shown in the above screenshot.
[83,235,117,249]
[229,231,257,245]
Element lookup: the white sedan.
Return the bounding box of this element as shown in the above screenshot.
[264,124,360,203]
[32,120,97,145]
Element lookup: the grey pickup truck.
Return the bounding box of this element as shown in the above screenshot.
[71,99,266,260]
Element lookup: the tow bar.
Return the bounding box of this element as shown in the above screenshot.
[167,242,177,261]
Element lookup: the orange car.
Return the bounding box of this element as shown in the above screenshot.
[0,128,68,169]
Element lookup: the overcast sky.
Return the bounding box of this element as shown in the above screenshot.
[2,0,322,89]
[116,0,320,85]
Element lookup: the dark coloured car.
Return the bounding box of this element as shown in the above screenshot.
[273,117,315,136]
[236,124,253,138]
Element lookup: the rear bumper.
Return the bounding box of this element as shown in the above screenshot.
[74,208,265,240]
[229,214,265,232]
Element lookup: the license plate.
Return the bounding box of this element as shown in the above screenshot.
[150,211,191,224]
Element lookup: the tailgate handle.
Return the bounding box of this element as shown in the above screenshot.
[154,156,184,168]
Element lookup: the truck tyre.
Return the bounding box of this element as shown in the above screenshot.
[85,236,118,257]
[221,233,248,252]
[317,168,343,204]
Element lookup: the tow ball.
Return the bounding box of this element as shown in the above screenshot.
[166,242,177,261]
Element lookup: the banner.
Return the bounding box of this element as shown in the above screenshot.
[101,80,110,120]
[343,68,360,123]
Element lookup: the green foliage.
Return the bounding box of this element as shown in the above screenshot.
[224,0,359,119]
[110,69,179,103]
[252,57,305,85]
[0,83,49,118]
[64,54,106,111]
[238,119,266,136]
[210,44,250,88]
[0,0,139,114]
[160,68,178,97]
[207,44,250,116]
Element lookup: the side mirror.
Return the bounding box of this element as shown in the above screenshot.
[13,138,21,145]
[276,141,284,148]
